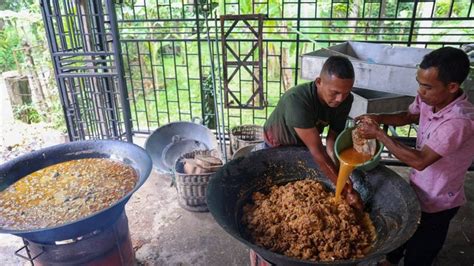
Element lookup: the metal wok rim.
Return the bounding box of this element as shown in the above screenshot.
[207,147,421,265]
[0,140,152,236]
[145,121,217,173]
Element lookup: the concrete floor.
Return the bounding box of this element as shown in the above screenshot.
[127,167,474,266]
[0,145,473,265]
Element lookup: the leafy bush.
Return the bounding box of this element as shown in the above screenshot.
[0,26,22,72]
[49,100,67,133]
[13,104,42,124]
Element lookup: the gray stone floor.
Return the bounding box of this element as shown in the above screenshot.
[0,147,473,265]
[129,167,474,266]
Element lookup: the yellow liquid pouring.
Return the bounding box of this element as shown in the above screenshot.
[334,147,372,202]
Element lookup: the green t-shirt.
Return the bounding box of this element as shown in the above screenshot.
[264,81,353,146]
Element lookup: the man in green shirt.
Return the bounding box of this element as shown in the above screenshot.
[264,55,363,209]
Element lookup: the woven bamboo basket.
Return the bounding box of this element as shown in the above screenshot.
[174,150,221,212]
[230,125,264,154]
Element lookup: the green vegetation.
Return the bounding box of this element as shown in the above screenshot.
[1,1,66,131]
[1,0,472,135]
[13,104,42,124]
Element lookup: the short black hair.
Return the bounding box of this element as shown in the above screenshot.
[321,55,355,79]
[419,47,470,85]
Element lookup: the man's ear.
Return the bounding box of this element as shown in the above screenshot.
[315,77,322,87]
[447,82,460,94]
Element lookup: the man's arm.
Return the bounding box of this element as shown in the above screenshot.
[356,112,420,127]
[358,119,441,170]
[295,127,338,184]
[294,127,364,210]
[325,129,338,164]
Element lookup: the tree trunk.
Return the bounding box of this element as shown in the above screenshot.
[377,0,387,40]
[22,43,48,111]
[281,47,292,91]
[266,43,277,79]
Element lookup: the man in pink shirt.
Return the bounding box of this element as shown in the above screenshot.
[357,47,473,266]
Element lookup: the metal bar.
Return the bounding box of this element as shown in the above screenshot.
[52,0,68,52]
[53,51,114,56]
[221,14,265,20]
[203,5,225,159]
[40,0,74,141]
[107,0,133,141]
[448,0,455,18]
[407,0,420,46]
[64,0,79,51]
[242,20,259,37]
[116,16,473,23]
[147,39,161,128]
[14,239,44,264]
[159,41,171,124]
[257,15,264,108]
[294,1,301,86]
[60,58,114,63]
[61,0,75,52]
[468,1,473,17]
[331,0,335,18]
[65,77,85,139]
[214,8,228,162]
[93,0,119,139]
[123,42,140,131]
[136,41,150,131]
[224,20,240,39]
[83,76,100,138]
[57,72,118,77]
[184,42,194,121]
[220,15,230,112]
[238,37,243,126]
[194,1,206,124]
[119,38,473,45]
[172,41,183,121]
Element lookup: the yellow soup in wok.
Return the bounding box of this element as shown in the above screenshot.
[0,158,138,230]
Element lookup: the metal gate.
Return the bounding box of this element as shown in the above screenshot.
[41,0,474,141]
[40,0,132,141]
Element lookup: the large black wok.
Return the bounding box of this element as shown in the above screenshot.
[207,147,420,265]
[0,140,152,243]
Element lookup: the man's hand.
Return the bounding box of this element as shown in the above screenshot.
[294,127,366,210]
[357,118,383,140]
[355,114,380,125]
[342,184,364,210]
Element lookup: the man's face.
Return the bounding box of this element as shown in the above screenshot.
[316,73,354,108]
[416,67,457,110]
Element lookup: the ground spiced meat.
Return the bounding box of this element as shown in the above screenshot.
[241,179,375,261]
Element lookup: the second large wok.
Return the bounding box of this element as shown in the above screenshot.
[207,147,420,265]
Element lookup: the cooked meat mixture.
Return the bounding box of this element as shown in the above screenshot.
[0,158,138,230]
[242,179,375,261]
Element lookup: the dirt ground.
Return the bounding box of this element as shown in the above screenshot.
[0,121,67,164]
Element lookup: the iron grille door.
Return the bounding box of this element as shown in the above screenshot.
[40,0,132,141]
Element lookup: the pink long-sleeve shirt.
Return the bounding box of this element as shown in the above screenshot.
[408,92,474,213]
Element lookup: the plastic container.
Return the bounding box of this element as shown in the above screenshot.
[334,127,384,171]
